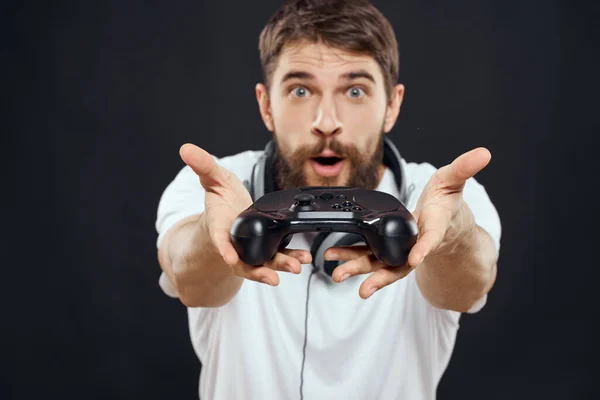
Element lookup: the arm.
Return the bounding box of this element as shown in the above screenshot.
[415,201,498,312]
[158,212,243,308]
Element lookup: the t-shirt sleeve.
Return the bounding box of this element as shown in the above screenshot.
[462,177,502,254]
[155,165,207,249]
[460,174,502,313]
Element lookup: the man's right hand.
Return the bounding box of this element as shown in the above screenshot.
[179,143,312,287]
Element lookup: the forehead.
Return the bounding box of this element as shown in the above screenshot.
[273,41,382,82]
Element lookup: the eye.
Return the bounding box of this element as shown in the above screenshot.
[347,87,365,99]
[291,86,310,98]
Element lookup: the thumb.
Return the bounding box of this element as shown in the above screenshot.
[179,143,230,189]
[436,147,491,189]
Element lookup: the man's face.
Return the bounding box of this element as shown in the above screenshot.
[256,41,404,189]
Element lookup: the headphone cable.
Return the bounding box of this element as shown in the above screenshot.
[300,268,317,400]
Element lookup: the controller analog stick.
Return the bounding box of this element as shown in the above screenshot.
[291,193,317,211]
[294,193,315,203]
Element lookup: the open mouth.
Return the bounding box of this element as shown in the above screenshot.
[310,156,345,177]
[312,156,344,166]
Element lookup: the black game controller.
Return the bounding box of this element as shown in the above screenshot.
[230,187,418,267]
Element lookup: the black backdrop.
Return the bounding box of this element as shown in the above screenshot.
[5,0,599,399]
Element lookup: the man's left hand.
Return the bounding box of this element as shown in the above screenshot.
[324,147,492,299]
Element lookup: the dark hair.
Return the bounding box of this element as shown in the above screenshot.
[258,0,399,98]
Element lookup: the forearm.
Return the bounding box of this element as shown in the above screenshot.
[158,213,243,308]
[415,206,498,312]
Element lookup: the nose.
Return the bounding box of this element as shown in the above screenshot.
[311,97,342,137]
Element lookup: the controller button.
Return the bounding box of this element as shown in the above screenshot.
[294,193,315,203]
[332,204,341,209]
[319,192,334,200]
[337,195,347,199]
[342,201,352,207]
[352,206,362,211]
[342,207,352,212]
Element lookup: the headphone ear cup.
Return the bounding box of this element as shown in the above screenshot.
[310,232,331,275]
[248,140,277,201]
[311,232,366,278]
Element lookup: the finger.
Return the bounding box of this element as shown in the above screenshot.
[213,227,310,274]
[231,262,282,286]
[231,251,306,286]
[436,147,491,189]
[408,211,449,267]
[359,264,412,299]
[263,251,307,274]
[179,143,231,190]
[208,226,241,266]
[279,248,313,267]
[331,254,384,283]
[324,245,371,262]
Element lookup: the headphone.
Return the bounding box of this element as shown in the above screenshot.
[242,136,412,399]
[243,136,411,280]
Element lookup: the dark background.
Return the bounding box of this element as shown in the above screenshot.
[4,0,598,399]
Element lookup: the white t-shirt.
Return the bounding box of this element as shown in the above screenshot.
[155,149,502,400]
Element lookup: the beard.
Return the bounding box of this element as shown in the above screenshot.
[273,133,384,190]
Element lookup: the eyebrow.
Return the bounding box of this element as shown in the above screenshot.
[341,70,376,84]
[280,70,376,84]
[281,71,315,83]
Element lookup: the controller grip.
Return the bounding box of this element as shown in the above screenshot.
[368,213,418,266]
[230,213,282,266]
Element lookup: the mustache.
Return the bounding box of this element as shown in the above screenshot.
[273,134,384,190]
[302,138,353,158]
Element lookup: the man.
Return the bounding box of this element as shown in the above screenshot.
[155,0,501,399]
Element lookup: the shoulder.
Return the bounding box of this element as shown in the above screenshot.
[214,149,264,179]
[402,159,438,188]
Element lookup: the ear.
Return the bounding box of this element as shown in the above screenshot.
[256,83,274,132]
[383,84,405,133]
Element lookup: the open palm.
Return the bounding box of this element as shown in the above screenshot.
[323,147,492,299]
[179,144,311,286]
